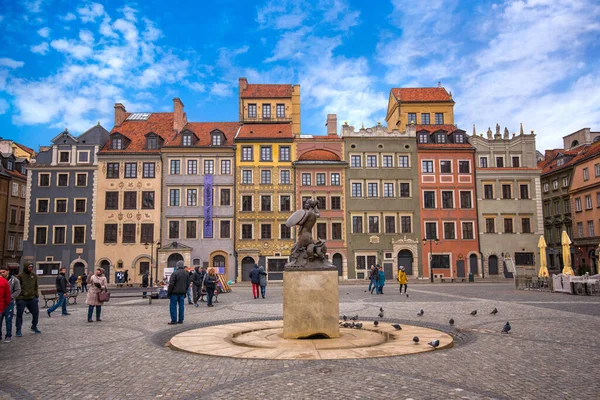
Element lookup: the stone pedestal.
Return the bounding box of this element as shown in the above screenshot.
[283,269,340,339]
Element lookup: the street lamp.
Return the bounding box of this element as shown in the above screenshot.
[144,240,161,287]
[422,237,439,283]
[156,241,161,286]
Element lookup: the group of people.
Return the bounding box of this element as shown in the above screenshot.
[166,261,218,325]
[249,264,268,299]
[67,273,88,294]
[368,264,408,295]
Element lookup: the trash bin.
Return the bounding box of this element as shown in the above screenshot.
[468,273,474,283]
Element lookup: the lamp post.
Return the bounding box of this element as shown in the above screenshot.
[156,241,161,286]
[144,242,154,288]
[422,237,439,283]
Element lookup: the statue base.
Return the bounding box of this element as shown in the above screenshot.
[283,269,340,339]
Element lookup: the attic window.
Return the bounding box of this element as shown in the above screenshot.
[7,160,13,170]
[455,133,464,144]
[59,151,70,163]
[21,165,26,174]
[147,136,158,150]
[436,133,446,143]
[211,134,221,146]
[127,113,151,121]
[111,137,123,150]
[418,133,428,144]
[556,158,564,167]
[182,134,192,146]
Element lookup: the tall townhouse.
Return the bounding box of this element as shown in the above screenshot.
[235,78,300,281]
[293,115,348,278]
[567,141,600,274]
[161,111,239,283]
[95,104,167,284]
[342,122,420,280]
[470,125,543,278]
[1,153,28,270]
[23,126,109,284]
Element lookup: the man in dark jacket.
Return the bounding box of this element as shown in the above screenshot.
[167,261,189,325]
[249,264,261,299]
[141,272,149,298]
[191,267,205,307]
[68,273,77,294]
[47,268,70,317]
[16,263,41,336]
[81,272,88,292]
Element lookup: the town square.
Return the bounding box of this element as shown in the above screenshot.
[0,0,599,398]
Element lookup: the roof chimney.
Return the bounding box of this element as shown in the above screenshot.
[173,98,187,133]
[326,114,337,136]
[239,77,248,92]
[114,103,127,126]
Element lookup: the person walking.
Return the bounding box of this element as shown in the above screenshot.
[191,267,204,306]
[258,265,267,299]
[15,263,41,336]
[47,268,70,317]
[141,271,149,298]
[81,272,88,292]
[249,264,261,299]
[203,267,217,307]
[86,267,108,322]
[367,265,376,293]
[68,273,77,294]
[398,266,408,295]
[167,261,189,325]
[370,265,380,294]
[377,265,386,294]
[123,270,129,287]
[0,266,21,343]
[186,267,193,305]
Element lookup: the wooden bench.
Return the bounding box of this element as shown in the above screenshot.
[108,288,157,304]
[40,289,78,308]
[440,277,466,283]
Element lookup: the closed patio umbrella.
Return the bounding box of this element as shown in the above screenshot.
[538,236,549,278]
[561,230,575,276]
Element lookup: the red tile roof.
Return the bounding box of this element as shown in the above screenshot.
[241,84,293,99]
[164,122,240,147]
[15,142,35,156]
[417,143,474,149]
[101,112,175,153]
[236,123,294,140]
[298,149,341,161]
[415,124,460,134]
[541,142,600,175]
[391,87,453,102]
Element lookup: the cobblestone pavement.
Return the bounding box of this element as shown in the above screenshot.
[1,283,598,399]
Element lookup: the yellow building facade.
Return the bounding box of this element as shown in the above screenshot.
[94,105,169,284]
[385,86,455,131]
[235,78,300,281]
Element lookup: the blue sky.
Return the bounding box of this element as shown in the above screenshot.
[0,0,599,152]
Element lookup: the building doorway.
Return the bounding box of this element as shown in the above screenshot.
[73,262,85,278]
[397,250,413,275]
[241,257,255,282]
[456,259,465,278]
[488,255,499,275]
[332,253,343,277]
[469,254,478,275]
[100,260,111,283]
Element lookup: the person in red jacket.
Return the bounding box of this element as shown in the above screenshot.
[0,272,11,318]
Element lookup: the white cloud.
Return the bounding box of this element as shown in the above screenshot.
[77,3,105,23]
[61,13,76,21]
[50,39,93,60]
[31,42,49,54]
[210,82,232,97]
[256,0,308,30]
[79,30,94,44]
[0,98,8,114]
[37,27,50,37]
[0,58,25,69]
[25,0,43,13]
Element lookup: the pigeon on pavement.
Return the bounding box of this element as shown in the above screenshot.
[449,318,454,325]
[406,294,409,298]
[378,312,384,318]
[428,340,440,348]
[374,320,379,327]
[355,322,363,329]
[502,321,511,334]
[470,310,477,316]
[350,315,358,321]
[380,307,384,312]
[343,322,350,328]
[491,308,498,315]
[343,315,347,321]
[391,323,402,330]
[417,309,424,317]
[413,336,419,343]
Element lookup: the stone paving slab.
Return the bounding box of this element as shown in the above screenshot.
[0,283,598,399]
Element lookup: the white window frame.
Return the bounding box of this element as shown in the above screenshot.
[73,198,87,213]
[53,225,67,245]
[35,225,49,245]
[58,151,70,163]
[280,169,291,185]
[443,221,457,240]
[55,198,68,214]
[220,159,232,175]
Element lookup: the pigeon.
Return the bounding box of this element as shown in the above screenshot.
[428,339,440,348]
[502,322,511,334]
[380,307,384,313]
[417,309,424,317]
[343,322,350,328]
[413,336,419,343]
[374,320,379,327]
[491,308,498,315]
[406,294,409,298]
[378,312,384,318]
[350,322,356,328]
[470,310,477,316]
[342,315,347,321]
[355,322,363,329]
[391,323,402,330]
[350,315,358,321]
[449,318,454,325]
[346,292,349,295]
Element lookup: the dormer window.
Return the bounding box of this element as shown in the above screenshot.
[455,133,464,143]
[556,158,564,167]
[212,134,222,146]
[7,160,13,170]
[111,137,123,150]
[436,133,446,143]
[21,165,26,174]
[418,133,429,144]
[147,136,158,150]
[182,134,192,146]
[59,151,70,163]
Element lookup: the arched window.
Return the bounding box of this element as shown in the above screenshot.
[213,255,226,274]
[571,140,579,148]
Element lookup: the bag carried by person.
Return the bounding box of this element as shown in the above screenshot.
[98,290,111,302]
